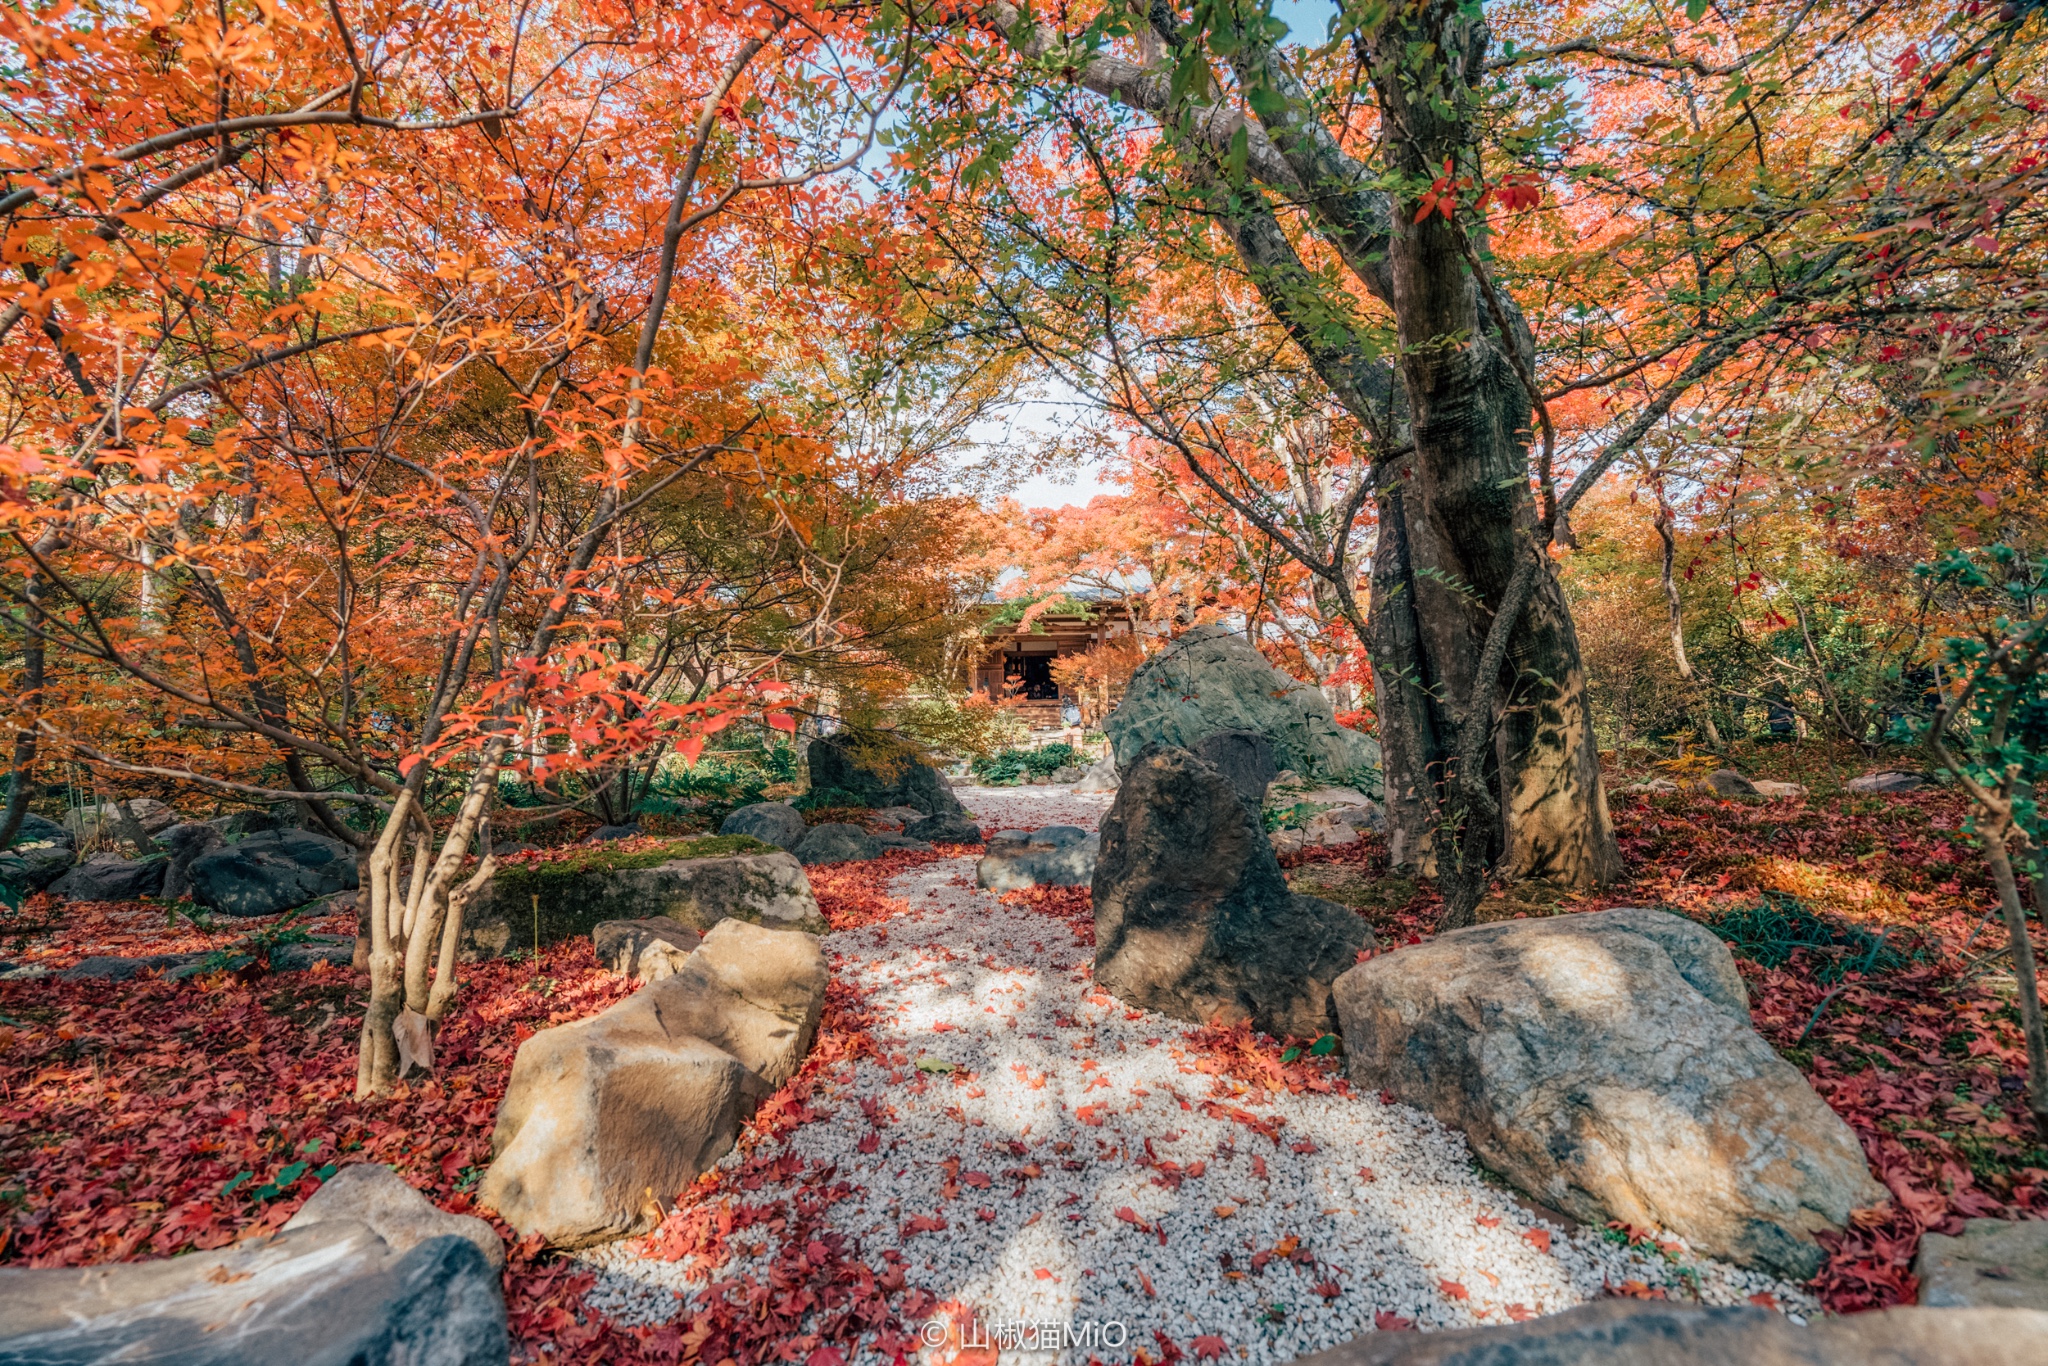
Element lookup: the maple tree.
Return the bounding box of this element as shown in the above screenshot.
[880,0,2048,925]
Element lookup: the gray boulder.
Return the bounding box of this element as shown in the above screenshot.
[154,821,224,903]
[286,1163,504,1273]
[1331,907,1886,1279]
[268,933,357,972]
[1700,768,1762,798]
[1048,765,1084,783]
[64,796,177,840]
[0,1219,506,1366]
[1093,744,1370,1040]
[49,852,167,903]
[1917,1218,2048,1310]
[1850,769,1933,794]
[905,812,982,844]
[1192,729,1279,809]
[806,731,966,816]
[209,808,283,837]
[1071,755,1119,793]
[794,822,882,866]
[465,844,822,958]
[1104,624,1380,790]
[186,828,358,918]
[719,802,807,850]
[482,920,826,1247]
[977,834,1100,893]
[58,952,200,982]
[1290,1299,2048,1366]
[588,823,641,843]
[873,805,927,828]
[0,813,75,891]
[594,916,703,982]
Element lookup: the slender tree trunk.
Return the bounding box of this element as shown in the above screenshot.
[1654,496,1723,750]
[1984,829,2048,1139]
[0,577,45,851]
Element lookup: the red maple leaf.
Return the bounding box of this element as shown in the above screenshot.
[1190,1335,1228,1360]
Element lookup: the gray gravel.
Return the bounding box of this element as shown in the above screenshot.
[577,787,1814,1363]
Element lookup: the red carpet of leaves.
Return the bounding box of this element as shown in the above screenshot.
[2,773,2043,1352]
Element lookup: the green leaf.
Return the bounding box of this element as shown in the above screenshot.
[221,1171,252,1197]
[1226,124,1249,182]
[915,1055,956,1073]
[1685,0,1709,19]
[1309,1034,1338,1057]
[1280,1045,1302,1063]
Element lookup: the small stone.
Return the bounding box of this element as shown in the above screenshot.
[904,813,982,844]
[1752,780,1808,800]
[48,852,169,903]
[588,824,641,843]
[1849,770,1932,794]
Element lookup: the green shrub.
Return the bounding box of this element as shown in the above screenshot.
[969,743,1081,785]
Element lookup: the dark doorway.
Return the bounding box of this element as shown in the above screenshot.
[1005,653,1059,700]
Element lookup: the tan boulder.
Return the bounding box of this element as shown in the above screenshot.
[593,916,703,982]
[1332,907,1885,1278]
[1700,768,1761,798]
[646,918,827,1086]
[480,918,827,1246]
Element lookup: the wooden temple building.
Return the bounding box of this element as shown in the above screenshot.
[968,600,1136,731]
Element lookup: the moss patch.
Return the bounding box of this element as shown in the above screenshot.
[493,834,770,896]
[1287,867,1421,933]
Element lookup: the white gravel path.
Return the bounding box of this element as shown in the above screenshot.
[579,786,1813,1363]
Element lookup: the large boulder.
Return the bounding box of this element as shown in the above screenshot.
[186,828,359,918]
[593,916,703,982]
[1093,744,1371,1040]
[1290,1299,2048,1366]
[1700,768,1761,798]
[0,1219,506,1366]
[1917,1218,2048,1310]
[49,852,168,902]
[719,802,806,851]
[0,812,75,891]
[285,1163,504,1273]
[463,840,822,959]
[793,822,882,866]
[481,921,826,1246]
[1192,729,1278,809]
[1332,907,1886,1279]
[1104,624,1380,790]
[805,731,965,816]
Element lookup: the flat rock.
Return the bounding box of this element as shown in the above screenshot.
[1850,769,1932,794]
[1104,623,1381,789]
[48,852,167,903]
[904,812,982,844]
[873,805,927,828]
[588,823,641,843]
[0,1219,506,1366]
[806,732,966,816]
[465,845,822,958]
[481,921,825,1246]
[57,952,201,982]
[1752,780,1808,799]
[269,935,357,972]
[794,822,883,865]
[1917,1217,2048,1310]
[1290,1299,2048,1366]
[187,829,359,918]
[1332,907,1885,1278]
[1094,743,1371,1040]
[976,838,1099,893]
[285,1163,504,1273]
[592,916,703,982]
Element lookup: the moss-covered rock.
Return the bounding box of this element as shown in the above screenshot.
[463,836,822,959]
